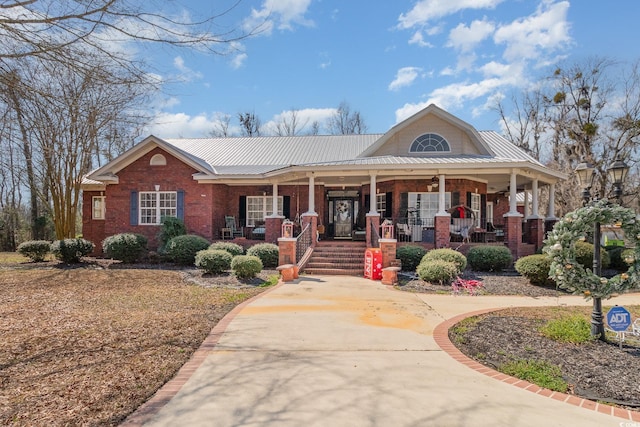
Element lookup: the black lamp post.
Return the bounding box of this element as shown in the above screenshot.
[574,158,629,340]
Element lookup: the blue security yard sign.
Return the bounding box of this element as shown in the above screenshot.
[607,306,632,332]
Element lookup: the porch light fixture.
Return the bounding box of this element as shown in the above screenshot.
[154,184,160,192]
[574,162,595,203]
[607,158,629,203]
[431,176,439,189]
[281,219,294,238]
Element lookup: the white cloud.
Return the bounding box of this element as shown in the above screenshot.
[398,0,505,29]
[408,31,433,47]
[395,101,432,123]
[389,67,423,91]
[231,53,248,69]
[147,112,224,138]
[447,19,495,52]
[244,0,314,35]
[172,56,203,81]
[263,108,336,134]
[494,1,571,61]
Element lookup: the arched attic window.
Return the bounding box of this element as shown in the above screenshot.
[150,154,167,166]
[409,133,450,153]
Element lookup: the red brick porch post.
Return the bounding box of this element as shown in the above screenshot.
[366,213,380,248]
[528,218,544,251]
[278,237,296,266]
[379,238,397,268]
[504,213,523,260]
[265,216,284,244]
[434,214,451,248]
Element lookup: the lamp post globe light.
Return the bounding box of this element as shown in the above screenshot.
[574,157,629,339]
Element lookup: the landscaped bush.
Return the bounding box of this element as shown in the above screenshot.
[209,241,244,257]
[195,249,233,274]
[417,259,459,285]
[17,240,51,262]
[246,243,279,268]
[157,217,187,253]
[467,245,512,272]
[396,245,427,272]
[515,254,554,287]
[51,238,94,263]
[574,241,610,270]
[421,248,467,273]
[606,246,630,271]
[165,234,210,265]
[102,233,148,263]
[231,255,263,279]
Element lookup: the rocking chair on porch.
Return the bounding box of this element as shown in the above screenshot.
[224,216,244,238]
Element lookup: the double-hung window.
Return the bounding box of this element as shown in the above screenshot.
[470,193,481,228]
[139,191,177,225]
[92,196,105,220]
[246,196,283,226]
[376,194,386,215]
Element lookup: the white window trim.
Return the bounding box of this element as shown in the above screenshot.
[246,196,283,227]
[470,193,481,228]
[376,193,386,216]
[92,196,105,220]
[139,191,177,225]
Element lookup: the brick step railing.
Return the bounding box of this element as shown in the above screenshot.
[304,240,367,276]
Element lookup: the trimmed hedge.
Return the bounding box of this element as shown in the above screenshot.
[195,249,233,274]
[246,243,279,268]
[157,217,187,253]
[515,254,554,287]
[231,255,263,279]
[421,248,467,273]
[396,245,427,272]
[209,241,244,257]
[102,233,148,263]
[575,241,610,270]
[166,234,210,265]
[17,240,51,262]
[467,245,512,272]
[417,259,459,285]
[51,238,94,263]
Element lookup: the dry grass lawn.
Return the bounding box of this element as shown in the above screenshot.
[0,264,265,426]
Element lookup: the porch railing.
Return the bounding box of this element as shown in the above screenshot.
[295,222,312,263]
[369,217,380,248]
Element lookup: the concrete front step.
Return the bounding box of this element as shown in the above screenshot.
[304,240,367,276]
[303,268,364,276]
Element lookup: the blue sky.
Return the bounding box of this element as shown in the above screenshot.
[144,0,640,138]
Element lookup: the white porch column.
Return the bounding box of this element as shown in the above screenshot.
[508,172,518,215]
[523,188,530,218]
[437,174,447,215]
[530,179,540,218]
[271,183,279,217]
[369,173,378,214]
[307,173,315,214]
[546,183,557,220]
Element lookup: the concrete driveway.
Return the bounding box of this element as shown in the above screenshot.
[124,276,640,427]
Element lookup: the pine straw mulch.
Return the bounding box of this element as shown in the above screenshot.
[0,259,275,427]
[396,271,640,411]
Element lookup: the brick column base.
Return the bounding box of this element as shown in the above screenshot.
[434,215,451,248]
[504,214,523,260]
[278,238,296,266]
[301,213,318,247]
[265,216,284,244]
[379,239,397,268]
[366,213,380,248]
[527,218,544,251]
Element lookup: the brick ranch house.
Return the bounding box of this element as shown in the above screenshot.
[82,104,565,270]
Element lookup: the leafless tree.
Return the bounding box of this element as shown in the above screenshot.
[274,109,309,136]
[238,111,261,137]
[326,101,368,134]
[210,113,232,137]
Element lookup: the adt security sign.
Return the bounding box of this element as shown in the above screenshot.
[607,306,631,332]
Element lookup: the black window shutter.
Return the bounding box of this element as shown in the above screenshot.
[481,194,487,227]
[283,196,291,219]
[385,192,393,218]
[364,195,370,214]
[466,192,472,207]
[130,191,138,226]
[239,196,246,227]
[452,192,460,207]
[177,190,185,220]
[400,193,408,220]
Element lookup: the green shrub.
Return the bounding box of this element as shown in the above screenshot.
[421,248,467,273]
[231,255,263,279]
[246,243,279,268]
[574,241,610,270]
[209,241,244,257]
[396,245,427,272]
[157,217,187,253]
[166,234,210,265]
[605,246,632,271]
[102,233,148,263]
[622,248,635,265]
[51,238,94,263]
[195,249,233,274]
[17,240,51,262]
[467,246,513,272]
[417,259,459,285]
[515,254,554,287]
